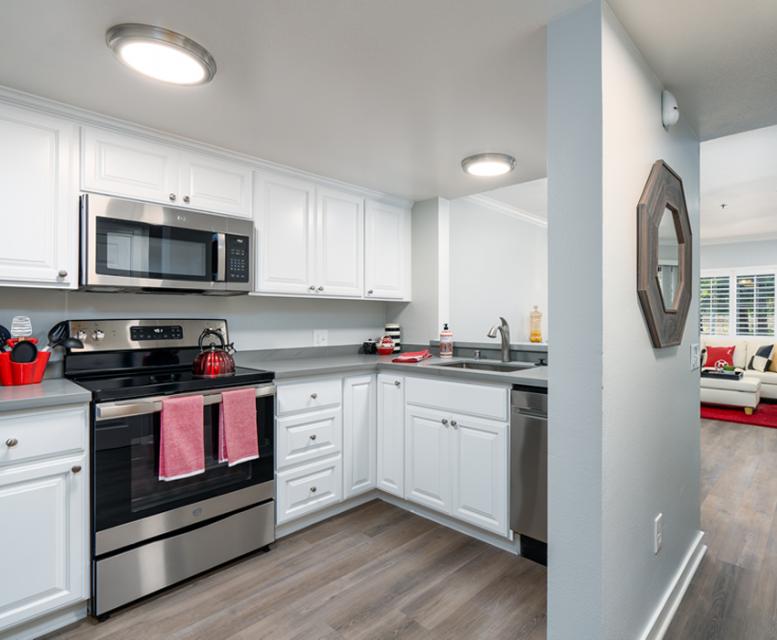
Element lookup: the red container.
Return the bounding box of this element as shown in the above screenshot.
[0,350,50,386]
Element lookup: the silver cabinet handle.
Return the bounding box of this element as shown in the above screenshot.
[451,420,458,428]
[183,195,191,203]
[5,438,18,448]
[317,286,324,292]
[169,193,177,201]
[309,285,316,291]
[394,380,401,387]
[71,465,82,474]
[441,419,449,426]
[310,486,317,493]
[58,270,68,278]
[367,289,374,295]
[309,434,317,441]
[310,393,318,400]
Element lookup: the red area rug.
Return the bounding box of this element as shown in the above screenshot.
[701,402,777,429]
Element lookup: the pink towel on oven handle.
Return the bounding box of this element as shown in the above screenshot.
[219,387,260,466]
[159,395,205,481]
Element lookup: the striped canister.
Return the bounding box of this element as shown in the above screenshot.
[384,323,401,353]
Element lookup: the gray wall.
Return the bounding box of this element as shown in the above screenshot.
[701,238,777,270]
[547,2,701,639]
[448,198,548,343]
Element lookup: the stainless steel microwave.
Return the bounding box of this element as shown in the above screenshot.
[80,194,253,294]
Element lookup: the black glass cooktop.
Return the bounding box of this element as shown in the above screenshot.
[71,366,274,402]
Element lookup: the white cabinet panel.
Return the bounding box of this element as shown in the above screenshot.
[404,406,451,514]
[343,375,376,498]
[254,173,316,294]
[276,455,342,524]
[0,406,87,467]
[451,415,508,535]
[276,408,341,470]
[0,104,77,288]
[364,201,410,300]
[179,152,252,218]
[276,377,342,416]
[0,455,86,632]
[316,188,364,297]
[405,377,509,422]
[81,127,178,204]
[376,374,405,497]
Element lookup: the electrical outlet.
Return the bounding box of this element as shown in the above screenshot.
[690,343,701,370]
[313,329,328,347]
[654,513,663,555]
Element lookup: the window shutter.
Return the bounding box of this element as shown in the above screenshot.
[736,273,775,336]
[700,276,731,336]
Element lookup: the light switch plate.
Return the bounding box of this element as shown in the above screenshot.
[690,343,701,370]
[313,329,328,347]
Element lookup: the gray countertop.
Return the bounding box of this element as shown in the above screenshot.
[236,351,548,388]
[0,378,92,413]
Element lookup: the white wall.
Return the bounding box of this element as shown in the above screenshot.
[701,238,777,270]
[547,2,701,639]
[448,197,547,342]
[0,288,387,353]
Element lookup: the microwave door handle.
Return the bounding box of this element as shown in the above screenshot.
[216,233,226,282]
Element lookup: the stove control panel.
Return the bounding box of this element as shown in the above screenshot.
[66,319,228,352]
[130,325,183,342]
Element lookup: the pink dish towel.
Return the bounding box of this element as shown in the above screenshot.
[219,388,259,466]
[159,395,205,481]
[392,349,432,363]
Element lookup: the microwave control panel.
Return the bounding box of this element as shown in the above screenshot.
[226,235,250,283]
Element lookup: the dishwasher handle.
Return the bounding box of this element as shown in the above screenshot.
[514,407,547,420]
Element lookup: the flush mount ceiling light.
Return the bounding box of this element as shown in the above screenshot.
[461,153,516,177]
[106,23,216,85]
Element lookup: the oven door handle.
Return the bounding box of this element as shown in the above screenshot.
[95,384,276,421]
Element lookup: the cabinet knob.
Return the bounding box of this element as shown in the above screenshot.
[394,380,401,387]
[309,434,317,441]
[183,195,191,203]
[368,289,374,295]
[310,486,317,493]
[58,269,68,278]
[71,465,82,474]
[317,286,324,292]
[5,438,18,448]
[310,393,318,400]
[451,420,458,428]
[441,419,449,426]
[169,193,177,201]
[309,285,317,291]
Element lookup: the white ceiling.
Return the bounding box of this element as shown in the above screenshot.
[701,124,777,243]
[0,0,588,202]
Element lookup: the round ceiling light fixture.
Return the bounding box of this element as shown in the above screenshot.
[461,152,516,177]
[106,23,216,85]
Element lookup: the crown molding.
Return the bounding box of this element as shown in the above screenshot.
[701,232,777,246]
[464,194,547,228]
[0,84,413,209]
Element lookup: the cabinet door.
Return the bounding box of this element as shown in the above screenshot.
[81,127,179,204]
[276,408,342,470]
[0,455,86,632]
[404,405,451,514]
[0,105,77,288]
[276,455,342,525]
[343,375,376,498]
[316,188,364,297]
[364,201,410,300]
[376,374,405,497]
[451,414,508,536]
[179,152,252,218]
[254,172,316,294]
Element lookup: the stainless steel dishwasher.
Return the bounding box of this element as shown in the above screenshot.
[511,385,548,561]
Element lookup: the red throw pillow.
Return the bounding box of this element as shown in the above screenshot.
[704,345,735,368]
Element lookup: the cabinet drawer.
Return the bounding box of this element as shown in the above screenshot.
[276,408,342,469]
[0,405,87,466]
[405,377,508,422]
[276,378,342,416]
[276,455,342,524]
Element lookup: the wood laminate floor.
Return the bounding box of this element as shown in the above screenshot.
[49,500,546,640]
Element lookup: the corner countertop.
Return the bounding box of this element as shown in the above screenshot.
[236,351,548,388]
[0,378,92,413]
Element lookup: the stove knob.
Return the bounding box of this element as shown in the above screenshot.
[92,330,105,341]
[76,330,88,341]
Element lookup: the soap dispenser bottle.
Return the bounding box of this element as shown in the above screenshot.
[439,323,454,359]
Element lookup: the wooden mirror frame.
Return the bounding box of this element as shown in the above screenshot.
[637,160,692,348]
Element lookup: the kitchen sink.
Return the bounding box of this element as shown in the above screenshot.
[436,360,536,372]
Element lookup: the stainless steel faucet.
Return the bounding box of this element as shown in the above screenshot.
[487,317,511,363]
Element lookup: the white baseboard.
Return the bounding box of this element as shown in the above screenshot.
[0,602,87,640]
[639,530,707,640]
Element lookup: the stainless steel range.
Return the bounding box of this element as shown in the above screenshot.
[63,319,275,618]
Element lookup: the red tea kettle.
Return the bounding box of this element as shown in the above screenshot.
[192,328,236,377]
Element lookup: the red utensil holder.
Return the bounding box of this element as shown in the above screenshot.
[0,351,50,386]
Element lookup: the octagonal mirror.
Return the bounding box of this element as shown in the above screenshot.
[656,206,681,310]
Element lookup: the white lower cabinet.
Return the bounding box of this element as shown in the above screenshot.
[0,405,88,635]
[376,374,405,497]
[276,455,343,525]
[404,406,452,513]
[343,375,376,498]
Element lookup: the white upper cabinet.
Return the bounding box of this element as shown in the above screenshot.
[316,188,364,297]
[0,104,78,289]
[254,172,316,295]
[364,200,411,300]
[81,127,252,218]
[179,151,252,218]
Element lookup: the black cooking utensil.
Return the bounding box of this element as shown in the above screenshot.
[62,337,84,350]
[46,321,70,350]
[11,340,38,363]
[0,325,10,350]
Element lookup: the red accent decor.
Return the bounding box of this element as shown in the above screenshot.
[701,403,777,429]
[0,350,50,386]
[704,345,735,367]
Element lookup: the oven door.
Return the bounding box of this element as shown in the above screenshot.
[92,385,274,555]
